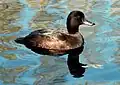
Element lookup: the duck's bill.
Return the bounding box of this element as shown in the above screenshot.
[83,19,95,26]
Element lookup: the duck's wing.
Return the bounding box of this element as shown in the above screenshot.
[28,29,54,36]
[23,29,54,47]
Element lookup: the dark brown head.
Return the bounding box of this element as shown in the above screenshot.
[67,11,95,34]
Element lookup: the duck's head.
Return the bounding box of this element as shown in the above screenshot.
[67,11,95,34]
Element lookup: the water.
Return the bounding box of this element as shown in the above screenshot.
[0,0,120,85]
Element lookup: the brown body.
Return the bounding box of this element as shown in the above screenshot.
[22,30,84,55]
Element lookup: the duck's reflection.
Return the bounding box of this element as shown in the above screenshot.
[67,54,86,78]
[67,46,86,78]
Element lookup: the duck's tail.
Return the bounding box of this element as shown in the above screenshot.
[15,37,25,44]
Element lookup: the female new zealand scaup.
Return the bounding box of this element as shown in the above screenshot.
[15,11,95,56]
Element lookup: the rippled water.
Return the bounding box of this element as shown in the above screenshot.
[0,0,120,85]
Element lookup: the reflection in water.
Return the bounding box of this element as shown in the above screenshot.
[67,46,86,78]
[67,61,86,78]
[0,66,28,84]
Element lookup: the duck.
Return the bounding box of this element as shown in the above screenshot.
[15,11,95,56]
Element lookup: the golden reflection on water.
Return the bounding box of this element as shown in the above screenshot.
[26,0,49,9]
[0,66,28,84]
[30,11,54,29]
[0,0,27,84]
[3,54,17,60]
[0,1,23,61]
[0,44,16,52]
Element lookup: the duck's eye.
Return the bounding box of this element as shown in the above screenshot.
[77,16,80,19]
[76,16,82,21]
[77,16,80,18]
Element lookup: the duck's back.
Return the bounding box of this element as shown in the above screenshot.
[15,29,84,55]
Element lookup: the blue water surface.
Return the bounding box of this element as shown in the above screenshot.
[0,0,120,85]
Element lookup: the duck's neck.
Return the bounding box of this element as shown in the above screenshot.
[67,24,79,34]
[67,18,80,34]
